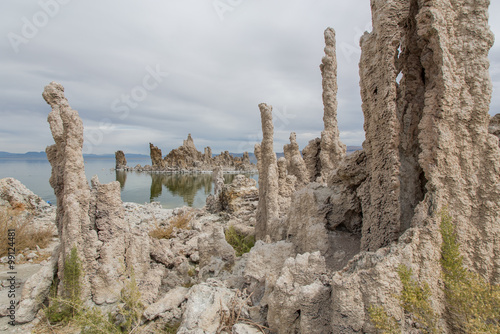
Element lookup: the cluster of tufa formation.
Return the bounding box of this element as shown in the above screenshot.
[114,150,127,170]
[16,83,155,323]
[116,134,255,173]
[251,0,500,332]
[13,0,500,332]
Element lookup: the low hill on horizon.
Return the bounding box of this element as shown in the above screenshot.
[0,146,362,160]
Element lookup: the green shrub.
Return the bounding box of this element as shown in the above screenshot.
[42,249,146,333]
[440,210,500,333]
[77,307,120,334]
[63,247,82,316]
[117,273,144,332]
[369,210,500,333]
[224,225,254,256]
[368,305,400,334]
[397,264,437,333]
[45,246,83,324]
[163,321,181,333]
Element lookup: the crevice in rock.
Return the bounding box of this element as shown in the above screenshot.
[396,0,427,233]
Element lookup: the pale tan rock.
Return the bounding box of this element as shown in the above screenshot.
[284,185,330,257]
[205,167,225,213]
[243,240,295,304]
[254,104,280,241]
[88,176,130,304]
[302,138,321,182]
[283,133,309,187]
[232,323,262,334]
[143,286,189,321]
[44,81,95,301]
[284,183,361,270]
[16,246,59,324]
[198,226,235,279]
[327,149,367,188]
[213,167,224,196]
[149,143,165,169]
[266,252,330,334]
[357,0,500,271]
[43,82,154,309]
[488,113,500,145]
[319,28,346,183]
[328,0,500,331]
[221,174,258,215]
[115,150,127,169]
[203,146,213,164]
[277,157,295,220]
[164,134,203,169]
[242,151,251,165]
[213,151,233,168]
[0,177,49,212]
[177,282,243,334]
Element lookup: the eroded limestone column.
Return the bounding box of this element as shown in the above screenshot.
[254,103,280,241]
[319,28,346,183]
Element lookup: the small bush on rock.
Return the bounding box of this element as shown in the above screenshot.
[369,210,500,333]
[40,249,146,334]
[225,225,254,256]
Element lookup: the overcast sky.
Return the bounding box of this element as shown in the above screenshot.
[1,1,499,155]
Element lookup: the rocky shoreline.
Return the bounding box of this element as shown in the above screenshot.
[115,134,256,174]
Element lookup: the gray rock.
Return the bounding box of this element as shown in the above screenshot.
[232,323,262,334]
[177,282,238,334]
[16,245,59,324]
[143,286,189,321]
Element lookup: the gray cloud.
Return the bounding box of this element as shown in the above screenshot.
[0,0,498,155]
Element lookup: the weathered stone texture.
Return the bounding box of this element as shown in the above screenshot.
[488,113,500,144]
[283,132,309,187]
[88,176,129,304]
[0,177,50,212]
[43,82,155,308]
[203,146,212,163]
[44,81,94,300]
[254,103,280,241]
[164,134,203,169]
[115,150,127,169]
[266,252,330,334]
[327,0,500,331]
[149,143,165,169]
[359,0,500,278]
[302,138,321,182]
[277,157,296,222]
[319,28,346,183]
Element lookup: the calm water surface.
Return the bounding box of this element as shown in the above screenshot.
[0,158,257,209]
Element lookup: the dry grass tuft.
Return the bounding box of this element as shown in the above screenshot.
[0,206,54,257]
[216,291,268,334]
[149,211,193,239]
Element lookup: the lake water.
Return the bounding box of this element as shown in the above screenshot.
[0,158,257,209]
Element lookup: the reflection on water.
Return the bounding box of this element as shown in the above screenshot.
[0,159,258,208]
[0,158,259,208]
[150,173,213,207]
[115,171,257,208]
[116,170,127,189]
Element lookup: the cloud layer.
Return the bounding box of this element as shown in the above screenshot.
[1,0,499,154]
